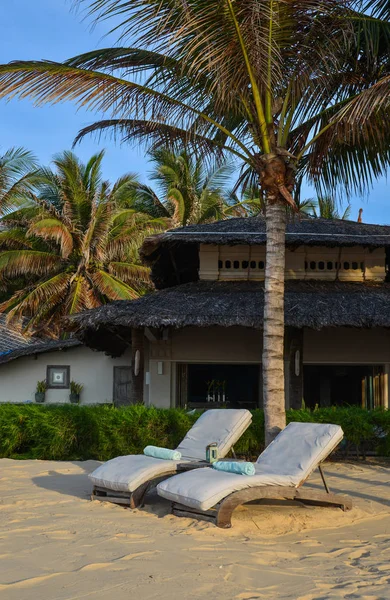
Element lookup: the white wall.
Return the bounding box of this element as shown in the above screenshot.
[0,345,132,404]
[148,359,172,408]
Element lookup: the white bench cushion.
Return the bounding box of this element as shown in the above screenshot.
[89,408,252,492]
[157,422,343,511]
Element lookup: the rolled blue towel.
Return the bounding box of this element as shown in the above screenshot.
[144,446,182,460]
[212,461,255,476]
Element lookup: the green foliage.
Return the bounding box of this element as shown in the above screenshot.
[70,381,83,395]
[0,405,388,461]
[123,148,234,227]
[36,380,47,393]
[0,150,167,336]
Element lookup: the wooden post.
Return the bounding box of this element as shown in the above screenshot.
[285,327,304,409]
[383,365,389,409]
[131,328,145,404]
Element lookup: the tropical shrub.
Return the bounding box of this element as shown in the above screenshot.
[0,404,388,461]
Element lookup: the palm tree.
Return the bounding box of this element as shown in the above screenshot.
[0,2,389,442]
[225,187,315,218]
[123,148,233,227]
[0,150,166,335]
[0,147,38,214]
[311,197,351,220]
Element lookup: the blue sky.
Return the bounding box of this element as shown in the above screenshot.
[0,0,389,224]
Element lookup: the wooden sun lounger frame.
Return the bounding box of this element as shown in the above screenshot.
[171,464,353,528]
[92,473,177,509]
[91,452,237,509]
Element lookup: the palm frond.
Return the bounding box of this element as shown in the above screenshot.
[27,218,74,259]
[0,251,61,278]
[90,269,139,300]
[0,229,33,250]
[109,261,151,284]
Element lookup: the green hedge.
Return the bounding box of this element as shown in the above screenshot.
[0,404,389,461]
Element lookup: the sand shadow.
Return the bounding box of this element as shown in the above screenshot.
[31,462,99,500]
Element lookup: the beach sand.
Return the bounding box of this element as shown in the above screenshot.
[0,459,389,600]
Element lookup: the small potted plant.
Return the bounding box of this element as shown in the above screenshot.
[35,380,47,403]
[69,381,83,404]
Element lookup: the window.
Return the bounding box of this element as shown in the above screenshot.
[305,259,365,273]
[218,255,266,274]
[46,365,70,389]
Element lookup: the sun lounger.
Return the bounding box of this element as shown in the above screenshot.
[89,408,252,508]
[157,422,352,528]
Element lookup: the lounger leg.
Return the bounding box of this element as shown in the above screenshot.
[293,489,352,511]
[91,471,179,509]
[214,485,353,529]
[91,482,155,509]
[216,487,297,529]
[318,464,330,493]
[92,486,133,506]
[130,481,150,509]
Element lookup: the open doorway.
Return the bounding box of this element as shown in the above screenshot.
[178,363,260,409]
[303,365,386,409]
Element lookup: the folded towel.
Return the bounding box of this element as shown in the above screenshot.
[144,446,182,461]
[212,460,255,476]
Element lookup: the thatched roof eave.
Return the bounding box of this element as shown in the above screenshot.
[68,280,390,355]
[0,338,81,366]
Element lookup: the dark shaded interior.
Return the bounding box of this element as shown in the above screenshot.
[187,363,260,409]
[303,364,384,409]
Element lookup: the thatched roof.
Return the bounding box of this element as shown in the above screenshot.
[141,216,390,289]
[0,315,81,365]
[69,280,390,354]
[150,216,390,246]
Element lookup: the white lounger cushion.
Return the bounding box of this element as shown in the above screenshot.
[89,455,183,493]
[176,408,252,461]
[89,409,252,492]
[157,422,343,512]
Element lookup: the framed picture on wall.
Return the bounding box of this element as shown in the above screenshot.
[46,365,70,389]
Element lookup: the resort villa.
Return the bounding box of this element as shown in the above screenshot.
[0,315,132,405]
[70,216,390,412]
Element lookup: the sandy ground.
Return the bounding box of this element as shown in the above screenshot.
[0,459,389,600]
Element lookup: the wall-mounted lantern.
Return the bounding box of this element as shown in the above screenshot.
[134,350,141,376]
[295,350,300,377]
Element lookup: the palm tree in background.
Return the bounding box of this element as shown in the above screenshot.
[311,197,351,220]
[0,150,166,335]
[0,1,389,442]
[124,148,234,226]
[0,147,39,214]
[226,187,316,218]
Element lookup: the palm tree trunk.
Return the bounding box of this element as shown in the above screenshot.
[262,199,287,446]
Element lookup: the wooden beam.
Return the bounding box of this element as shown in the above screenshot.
[144,327,158,342]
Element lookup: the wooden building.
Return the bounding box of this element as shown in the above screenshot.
[70,217,390,410]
